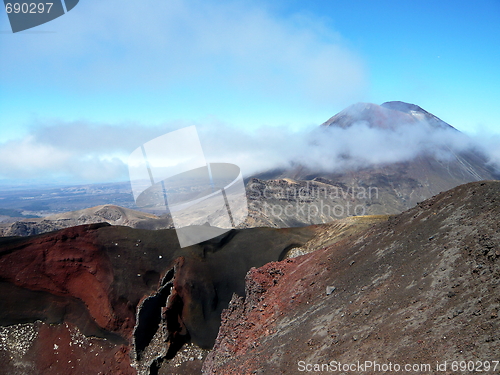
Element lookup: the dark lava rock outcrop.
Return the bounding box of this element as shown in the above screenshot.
[0,222,315,374]
[204,181,500,374]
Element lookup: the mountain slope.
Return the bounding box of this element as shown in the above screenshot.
[381,100,456,130]
[319,101,497,205]
[248,101,498,225]
[203,180,500,374]
[322,102,418,129]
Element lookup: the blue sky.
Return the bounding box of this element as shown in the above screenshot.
[0,0,499,184]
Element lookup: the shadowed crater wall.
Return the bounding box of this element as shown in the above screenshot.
[0,221,316,374]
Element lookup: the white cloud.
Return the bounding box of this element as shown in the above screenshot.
[0,0,366,107]
[0,115,498,184]
[198,120,480,175]
[0,136,71,179]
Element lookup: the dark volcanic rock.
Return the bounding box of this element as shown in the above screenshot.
[203,181,500,374]
[0,222,316,374]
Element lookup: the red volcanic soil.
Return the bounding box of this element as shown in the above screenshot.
[0,221,315,374]
[0,321,135,375]
[0,223,135,374]
[34,322,132,375]
[0,223,128,333]
[203,181,500,374]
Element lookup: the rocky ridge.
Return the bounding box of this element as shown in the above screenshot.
[0,204,173,237]
[204,180,500,374]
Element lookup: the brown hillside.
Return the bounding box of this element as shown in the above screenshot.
[204,181,500,374]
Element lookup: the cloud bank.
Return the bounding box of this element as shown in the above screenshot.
[0,118,498,185]
[198,121,500,175]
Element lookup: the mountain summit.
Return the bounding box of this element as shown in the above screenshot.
[322,101,455,130]
[381,101,456,130]
[250,101,498,224]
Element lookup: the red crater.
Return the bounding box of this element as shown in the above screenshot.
[0,223,130,335]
